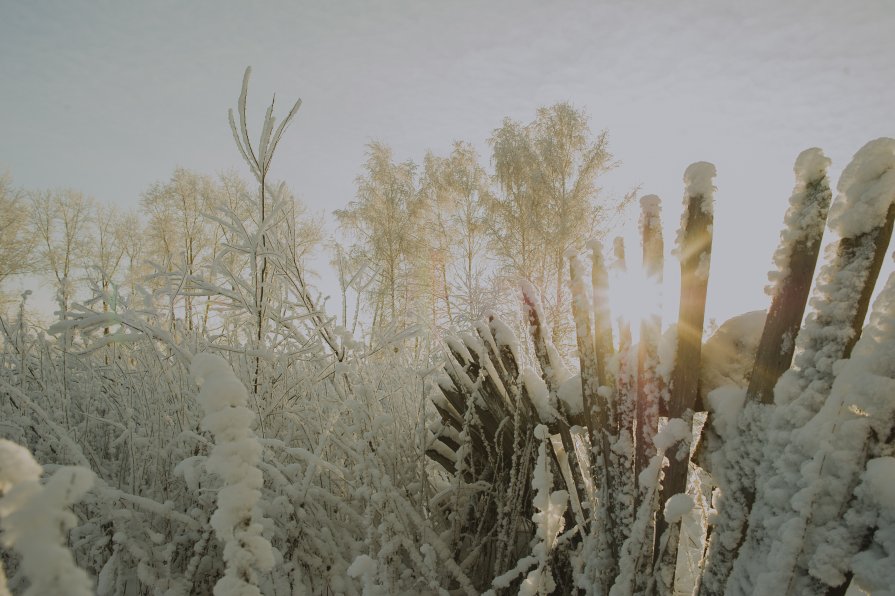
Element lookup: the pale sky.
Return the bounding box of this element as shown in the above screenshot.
[3,0,895,324]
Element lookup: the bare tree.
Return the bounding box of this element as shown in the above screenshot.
[29,189,94,316]
[141,168,218,331]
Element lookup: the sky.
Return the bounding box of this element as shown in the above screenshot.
[2,0,895,325]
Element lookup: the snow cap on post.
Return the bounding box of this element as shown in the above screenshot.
[640,194,662,236]
[676,161,716,253]
[640,194,661,215]
[828,137,895,238]
[793,147,832,183]
[684,162,716,210]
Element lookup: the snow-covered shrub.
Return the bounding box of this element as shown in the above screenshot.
[0,439,95,596]
[0,69,461,596]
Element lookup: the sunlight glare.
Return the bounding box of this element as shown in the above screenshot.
[609,265,662,343]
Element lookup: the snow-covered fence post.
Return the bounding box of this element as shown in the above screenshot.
[730,138,895,595]
[747,149,833,405]
[0,439,95,596]
[697,148,833,595]
[635,195,664,501]
[590,240,615,386]
[569,253,600,438]
[569,248,618,591]
[653,162,716,592]
[608,237,638,568]
[518,424,569,595]
[800,269,895,595]
[190,353,274,596]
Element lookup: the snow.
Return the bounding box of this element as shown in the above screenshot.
[557,374,584,415]
[683,161,717,210]
[191,353,274,596]
[850,455,895,595]
[827,137,895,238]
[794,147,833,182]
[656,324,678,381]
[6,117,895,595]
[695,251,711,280]
[700,310,766,396]
[490,316,522,364]
[654,418,690,451]
[347,554,377,578]
[705,385,747,438]
[0,439,42,493]
[444,334,473,365]
[546,342,573,386]
[487,556,538,592]
[676,161,716,255]
[640,194,661,215]
[663,493,694,524]
[732,262,895,593]
[861,457,895,511]
[766,148,832,296]
[521,426,568,596]
[523,367,556,423]
[0,441,95,596]
[427,432,458,463]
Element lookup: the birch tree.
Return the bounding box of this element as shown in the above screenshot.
[29,189,94,316]
[335,142,422,335]
[418,142,497,330]
[141,168,218,331]
[0,175,33,291]
[488,103,621,346]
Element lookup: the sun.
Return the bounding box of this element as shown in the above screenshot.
[608,264,662,344]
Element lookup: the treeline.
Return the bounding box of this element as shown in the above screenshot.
[337,103,630,345]
[1,102,629,349]
[0,169,321,335]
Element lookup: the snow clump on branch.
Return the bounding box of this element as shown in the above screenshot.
[191,353,274,596]
[0,439,95,596]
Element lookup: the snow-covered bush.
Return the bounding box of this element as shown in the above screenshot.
[0,439,95,596]
[0,69,456,595]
